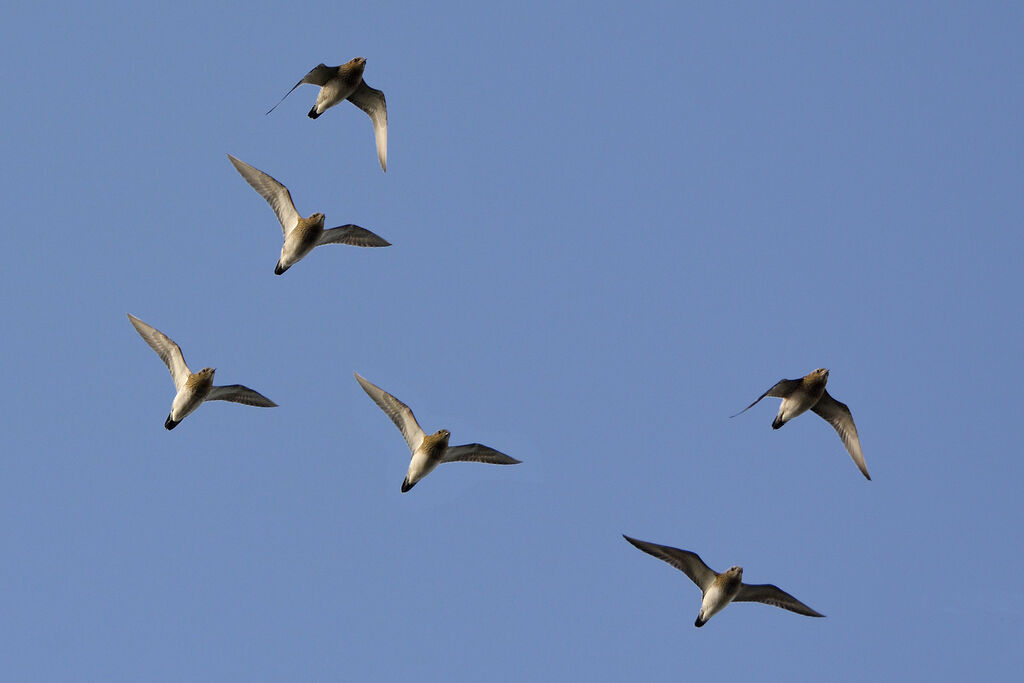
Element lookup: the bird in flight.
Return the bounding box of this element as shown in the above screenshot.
[733,368,870,480]
[623,535,825,627]
[266,57,388,172]
[127,313,277,430]
[228,154,390,275]
[354,372,520,492]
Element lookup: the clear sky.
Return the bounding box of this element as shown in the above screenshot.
[2,1,1022,680]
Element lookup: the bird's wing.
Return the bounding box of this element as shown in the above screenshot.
[441,444,521,464]
[354,372,425,453]
[266,63,335,115]
[734,583,825,617]
[347,81,388,171]
[317,224,391,247]
[127,313,191,390]
[227,154,300,236]
[730,378,801,418]
[812,390,870,480]
[206,385,277,407]
[622,536,717,591]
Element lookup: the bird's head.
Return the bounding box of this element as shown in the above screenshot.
[344,57,367,78]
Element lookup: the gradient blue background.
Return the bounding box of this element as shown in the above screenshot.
[2,1,1022,680]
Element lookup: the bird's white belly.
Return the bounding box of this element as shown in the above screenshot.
[171,388,206,422]
[777,396,813,424]
[406,449,440,487]
[699,582,735,622]
[280,232,319,269]
[316,80,357,114]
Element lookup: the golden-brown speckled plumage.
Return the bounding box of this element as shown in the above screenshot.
[184,368,215,393]
[419,430,451,463]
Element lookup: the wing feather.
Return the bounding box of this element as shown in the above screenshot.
[735,583,825,617]
[206,385,277,407]
[812,390,870,480]
[347,81,388,171]
[441,444,520,465]
[354,373,425,453]
[266,63,334,114]
[228,154,301,236]
[317,225,391,247]
[731,378,800,418]
[623,536,717,591]
[127,313,191,390]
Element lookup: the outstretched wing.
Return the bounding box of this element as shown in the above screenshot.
[730,378,800,418]
[228,154,301,236]
[622,536,717,591]
[441,444,520,465]
[317,224,391,247]
[354,372,425,453]
[347,81,388,171]
[206,385,277,407]
[266,63,335,115]
[127,313,191,390]
[812,390,870,480]
[735,583,825,617]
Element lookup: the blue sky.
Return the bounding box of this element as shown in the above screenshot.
[2,1,1022,680]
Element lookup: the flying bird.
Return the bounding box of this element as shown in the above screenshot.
[732,368,870,480]
[354,372,520,492]
[622,535,825,627]
[228,154,390,275]
[127,314,277,429]
[266,57,388,172]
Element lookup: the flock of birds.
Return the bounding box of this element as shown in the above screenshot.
[127,57,870,629]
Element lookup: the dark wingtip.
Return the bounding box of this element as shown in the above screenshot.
[694,616,705,628]
[164,415,179,430]
[308,107,321,119]
[401,478,415,493]
[274,262,288,275]
[771,417,785,429]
